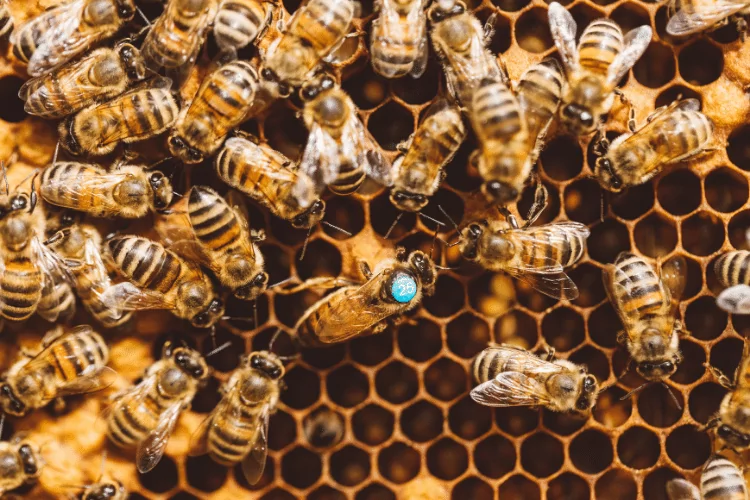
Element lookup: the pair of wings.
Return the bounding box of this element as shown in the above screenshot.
[189,381,272,485]
[667,0,750,36]
[548,2,652,88]
[470,346,565,407]
[372,0,428,78]
[42,163,135,214]
[294,94,392,199]
[11,0,116,76]
[502,222,591,300]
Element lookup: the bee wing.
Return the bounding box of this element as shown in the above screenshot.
[41,167,127,210]
[241,404,270,485]
[470,371,552,407]
[518,58,564,143]
[32,236,74,321]
[665,478,700,500]
[667,0,748,36]
[188,396,231,457]
[717,285,750,315]
[507,270,579,300]
[606,25,653,86]
[137,400,184,473]
[660,255,687,316]
[297,122,341,195]
[504,223,591,274]
[344,111,393,187]
[99,282,177,311]
[547,2,579,73]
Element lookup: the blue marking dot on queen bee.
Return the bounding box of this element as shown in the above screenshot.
[391,273,417,304]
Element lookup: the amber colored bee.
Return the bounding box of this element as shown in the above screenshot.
[0,325,110,416]
[214,0,275,51]
[667,0,750,38]
[603,252,686,384]
[471,345,599,414]
[155,186,268,300]
[190,350,284,484]
[548,2,652,135]
[19,43,147,119]
[215,136,326,228]
[297,74,391,197]
[457,209,589,300]
[81,478,128,500]
[667,454,748,500]
[281,249,436,347]
[705,341,750,452]
[370,0,429,79]
[40,162,173,218]
[58,78,180,156]
[168,60,259,164]
[106,341,210,473]
[0,433,42,495]
[11,0,136,77]
[0,1,13,39]
[593,98,715,192]
[470,58,565,205]
[102,235,225,328]
[427,0,508,108]
[715,248,750,315]
[390,102,465,212]
[260,0,356,87]
[141,0,216,76]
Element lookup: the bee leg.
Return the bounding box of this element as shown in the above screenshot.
[592,130,609,157]
[539,341,556,361]
[396,247,408,262]
[524,182,548,228]
[698,415,720,433]
[483,14,497,45]
[736,16,747,42]
[705,363,735,390]
[358,260,373,280]
[232,129,260,144]
[40,326,65,348]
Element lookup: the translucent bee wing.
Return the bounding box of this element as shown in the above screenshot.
[717,285,750,315]
[137,400,183,473]
[99,282,177,311]
[49,366,118,398]
[660,255,687,312]
[470,371,551,407]
[241,405,270,485]
[187,408,219,457]
[665,478,700,500]
[606,25,652,86]
[508,270,579,300]
[297,122,342,194]
[503,222,590,274]
[32,236,75,321]
[667,0,748,36]
[409,32,429,79]
[347,116,393,187]
[547,2,579,72]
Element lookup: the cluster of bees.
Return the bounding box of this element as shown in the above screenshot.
[0,0,746,496]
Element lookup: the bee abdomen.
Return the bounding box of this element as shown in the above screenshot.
[372,24,421,76]
[472,347,512,383]
[701,456,747,500]
[578,19,623,76]
[715,251,750,288]
[215,0,268,49]
[48,330,108,382]
[330,161,365,195]
[41,162,108,213]
[108,236,182,293]
[188,187,242,251]
[296,0,354,52]
[612,253,663,316]
[37,282,76,322]
[208,408,259,464]
[123,89,179,141]
[107,404,150,447]
[472,80,522,140]
[12,20,44,62]
[0,258,42,321]
[657,110,713,157]
[517,59,564,135]
[0,6,12,38]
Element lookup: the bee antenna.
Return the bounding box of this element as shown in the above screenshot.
[253,299,258,333]
[434,265,455,271]
[619,382,649,401]
[268,276,293,290]
[98,450,107,481]
[299,224,314,261]
[268,327,283,353]
[205,341,232,358]
[384,212,404,240]
[1,161,8,196]
[438,205,459,232]
[418,212,446,228]
[321,221,352,237]
[662,382,683,411]
[52,141,60,166]
[136,6,152,27]
[0,413,5,437]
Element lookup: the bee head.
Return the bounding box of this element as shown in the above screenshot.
[390,190,428,212]
[300,74,337,102]
[0,383,26,417]
[408,250,437,293]
[717,424,750,449]
[171,347,209,380]
[233,269,269,301]
[458,220,487,260]
[114,0,135,20]
[117,43,146,82]
[260,68,291,98]
[249,352,285,380]
[85,481,125,500]
[292,200,326,229]
[481,180,519,205]
[17,442,41,478]
[594,157,624,192]
[574,375,599,413]
[560,102,596,135]
[636,359,679,381]
[168,135,204,164]
[149,171,173,211]
[428,0,466,23]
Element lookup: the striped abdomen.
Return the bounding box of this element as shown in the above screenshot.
[517,59,564,140]
[107,386,172,447]
[214,0,270,50]
[330,159,365,195]
[11,11,55,62]
[610,253,664,318]
[701,456,748,500]
[188,187,244,254]
[514,225,586,270]
[578,19,624,76]
[295,287,352,347]
[472,347,543,383]
[0,5,12,38]
[0,256,42,321]
[143,0,212,68]
[108,236,185,294]
[28,329,109,392]
[288,0,353,56]
[112,88,179,143]
[37,280,76,322]
[408,107,465,170]
[41,162,111,214]
[371,2,425,78]
[715,251,750,288]
[72,265,132,328]
[471,78,524,144]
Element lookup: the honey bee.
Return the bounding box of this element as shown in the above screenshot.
[427,0,508,108]
[714,248,750,315]
[214,0,275,52]
[10,0,136,77]
[603,252,686,387]
[667,0,750,38]
[370,0,428,79]
[19,42,147,119]
[215,137,326,228]
[0,1,13,39]
[190,350,284,484]
[106,341,210,473]
[704,341,750,452]
[296,74,391,198]
[470,58,565,205]
[155,186,268,301]
[390,102,465,212]
[667,455,748,500]
[141,0,216,76]
[303,407,344,448]
[168,60,259,164]
[548,2,652,135]
[0,432,42,495]
[58,77,180,156]
[280,249,436,347]
[594,99,714,192]
[45,214,132,328]
[0,325,110,416]
[471,345,599,414]
[81,478,128,500]
[457,209,589,300]
[260,0,356,88]
[102,235,225,328]
[40,161,173,218]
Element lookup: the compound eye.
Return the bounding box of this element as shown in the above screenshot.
[261,68,275,81]
[312,201,324,214]
[192,365,205,378]
[393,192,407,202]
[10,196,26,211]
[254,273,267,285]
[251,355,262,368]
[663,361,674,371]
[175,352,187,366]
[270,366,282,379]
[301,85,318,100]
[468,223,482,237]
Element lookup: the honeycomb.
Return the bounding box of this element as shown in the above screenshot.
[0,0,749,498]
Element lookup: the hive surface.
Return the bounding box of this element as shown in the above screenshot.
[1,0,750,498]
